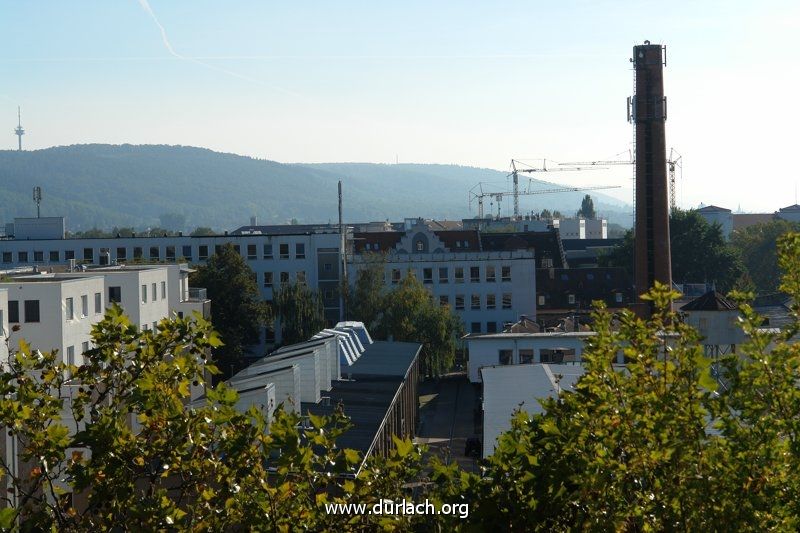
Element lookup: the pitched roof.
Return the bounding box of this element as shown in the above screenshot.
[680,290,737,311]
[697,205,731,213]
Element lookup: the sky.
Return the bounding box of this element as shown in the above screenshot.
[1,0,798,212]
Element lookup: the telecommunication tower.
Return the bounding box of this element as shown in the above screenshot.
[14,107,24,151]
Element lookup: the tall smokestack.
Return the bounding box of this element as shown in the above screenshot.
[629,41,671,314]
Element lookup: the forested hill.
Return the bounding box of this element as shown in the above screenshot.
[0,144,630,232]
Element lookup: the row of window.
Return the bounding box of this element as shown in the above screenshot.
[470,322,501,334]
[64,292,103,321]
[141,281,168,304]
[439,293,513,311]
[64,341,91,366]
[261,270,306,287]
[8,300,40,323]
[390,265,513,284]
[1,243,308,264]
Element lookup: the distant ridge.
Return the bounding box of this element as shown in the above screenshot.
[0,144,630,232]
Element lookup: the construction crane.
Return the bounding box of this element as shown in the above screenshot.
[508,159,615,218]
[667,148,682,211]
[469,182,621,219]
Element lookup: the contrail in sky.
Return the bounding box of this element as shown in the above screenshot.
[136,0,298,96]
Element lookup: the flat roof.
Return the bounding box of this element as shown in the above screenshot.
[344,341,421,377]
[465,331,597,340]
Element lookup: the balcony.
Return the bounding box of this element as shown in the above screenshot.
[186,287,208,301]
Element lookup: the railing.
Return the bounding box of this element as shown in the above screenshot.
[186,287,208,301]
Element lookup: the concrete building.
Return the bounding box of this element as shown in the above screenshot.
[552,218,608,240]
[0,289,9,367]
[776,204,800,223]
[696,205,733,240]
[0,227,344,328]
[680,290,746,357]
[465,330,599,383]
[351,222,540,334]
[0,275,106,365]
[480,363,587,457]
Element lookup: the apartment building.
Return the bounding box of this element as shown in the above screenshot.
[350,222,540,334]
[0,275,106,365]
[0,289,9,366]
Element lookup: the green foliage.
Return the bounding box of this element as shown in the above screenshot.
[189,243,269,378]
[189,226,217,236]
[349,253,387,332]
[273,282,326,346]
[577,194,596,219]
[731,219,800,295]
[539,208,552,220]
[600,209,744,292]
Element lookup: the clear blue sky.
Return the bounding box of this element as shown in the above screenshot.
[1,1,798,212]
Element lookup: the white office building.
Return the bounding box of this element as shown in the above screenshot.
[350,223,538,334]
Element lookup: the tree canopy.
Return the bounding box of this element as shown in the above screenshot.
[577,194,596,219]
[189,243,269,378]
[730,219,800,295]
[600,209,745,293]
[273,281,326,346]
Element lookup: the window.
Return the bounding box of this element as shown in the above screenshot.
[520,349,534,364]
[502,293,512,309]
[166,246,176,261]
[18,251,28,263]
[116,247,127,261]
[280,272,289,284]
[486,294,496,309]
[470,266,480,283]
[81,341,89,355]
[295,243,305,259]
[153,321,158,330]
[65,250,75,260]
[471,322,481,334]
[109,286,122,304]
[324,262,333,272]
[182,245,192,261]
[463,240,469,248]
[264,272,273,287]
[263,244,273,259]
[83,248,93,261]
[296,271,306,284]
[373,243,380,251]
[499,349,513,365]
[486,266,496,283]
[471,294,481,310]
[438,267,448,283]
[81,295,88,317]
[615,293,623,303]
[198,245,209,260]
[455,241,461,248]
[279,243,289,259]
[455,295,465,310]
[486,321,497,333]
[568,294,575,305]
[152,283,157,302]
[66,346,75,366]
[141,284,147,303]
[24,300,40,323]
[161,281,167,300]
[391,269,401,284]
[365,243,371,251]
[439,295,449,307]
[538,295,546,306]
[33,251,44,262]
[455,267,464,283]
[133,247,143,259]
[94,292,102,314]
[416,240,424,252]
[247,244,257,259]
[324,289,335,300]
[501,266,511,282]
[423,268,433,284]
[149,247,159,260]
[65,297,74,320]
[2,252,11,263]
[9,301,19,323]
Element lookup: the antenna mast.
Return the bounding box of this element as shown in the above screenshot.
[33,186,42,218]
[14,106,25,151]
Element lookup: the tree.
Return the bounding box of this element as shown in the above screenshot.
[552,210,563,219]
[577,194,596,219]
[189,243,268,378]
[375,273,464,376]
[348,254,386,332]
[540,209,552,220]
[190,226,217,236]
[273,282,326,346]
[731,219,800,294]
[599,209,744,293]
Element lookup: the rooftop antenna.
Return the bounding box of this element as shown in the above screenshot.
[33,186,42,218]
[14,106,25,151]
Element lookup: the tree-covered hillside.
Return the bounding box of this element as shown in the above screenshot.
[0,144,630,232]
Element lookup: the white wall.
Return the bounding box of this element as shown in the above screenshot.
[0,289,9,367]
